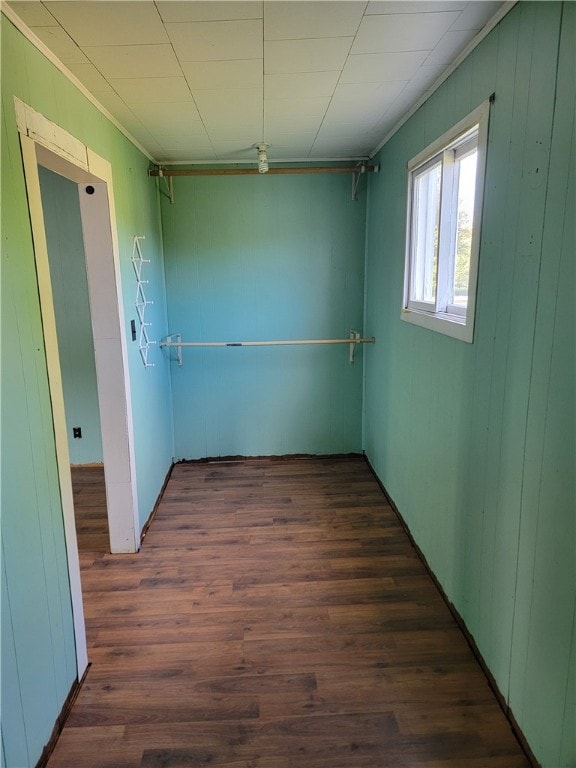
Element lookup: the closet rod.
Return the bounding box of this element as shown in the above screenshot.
[160,333,375,365]
[160,337,375,348]
[149,165,377,177]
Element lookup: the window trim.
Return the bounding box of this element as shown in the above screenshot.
[402,100,490,343]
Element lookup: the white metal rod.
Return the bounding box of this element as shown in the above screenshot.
[160,338,374,348]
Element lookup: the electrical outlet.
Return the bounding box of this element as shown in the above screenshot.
[73,427,82,439]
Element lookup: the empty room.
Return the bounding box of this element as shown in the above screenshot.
[1,2,574,768]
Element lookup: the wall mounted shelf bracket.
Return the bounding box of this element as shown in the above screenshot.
[154,167,174,204]
[352,162,379,201]
[131,235,156,367]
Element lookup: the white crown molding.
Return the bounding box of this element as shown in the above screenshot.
[1,2,155,163]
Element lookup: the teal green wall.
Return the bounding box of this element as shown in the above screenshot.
[1,15,173,767]
[2,3,574,768]
[161,173,367,459]
[363,4,575,767]
[39,167,103,465]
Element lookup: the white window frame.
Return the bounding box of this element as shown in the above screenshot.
[402,101,490,343]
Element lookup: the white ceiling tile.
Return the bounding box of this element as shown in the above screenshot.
[165,19,263,62]
[366,2,467,14]
[264,37,353,74]
[351,11,461,54]
[182,60,263,90]
[208,126,263,143]
[44,2,167,46]
[8,2,58,27]
[331,80,408,106]
[309,142,370,158]
[156,135,213,152]
[312,137,373,152]
[194,88,262,115]
[265,71,340,101]
[268,146,312,159]
[129,134,165,157]
[268,131,318,146]
[268,149,312,161]
[129,102,204,132]
[450,2,504,31]
[399,64,447,94]
[341,51,429,84]
[314,130,384,155]
[87,90,163,152]
[264,99,330,136]
[84,44,181,80]
[154,129,210,148]
[110,77,193,105]
[372,98,418,132]
[66,62,118,95]
[322,104,388,127]
[422,29,476,68]
[212,141,257,158]
[316,121,380,139]
[90,88,137,117]
[265,112,324,135]
[204,118,262,136]
[370,114,401,142]
[264,1,364,40]
[157,148,218,162]
[323,92,405,127]
[160,134,214,152]
[265,97,330,121]
[158,2,263,23]
[193,89,263,132]
[127,127,168,154]
[30,26,88,63]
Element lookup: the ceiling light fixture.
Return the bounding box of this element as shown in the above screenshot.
[253,142,270,174]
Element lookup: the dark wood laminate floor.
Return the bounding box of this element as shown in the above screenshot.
[49,457,531,768]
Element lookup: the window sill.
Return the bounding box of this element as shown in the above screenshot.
[401,307,474,343]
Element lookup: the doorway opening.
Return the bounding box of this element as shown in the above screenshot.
[17,100,141,676]
[38,166,110,560]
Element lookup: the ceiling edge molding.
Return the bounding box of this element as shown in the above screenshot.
[1,2,155,163]
[369,1,517,158]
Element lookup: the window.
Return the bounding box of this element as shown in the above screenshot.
[402,101,490,342]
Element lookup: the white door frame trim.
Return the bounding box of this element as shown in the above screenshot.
[17,99,140,676]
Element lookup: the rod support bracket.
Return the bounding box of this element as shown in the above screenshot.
[161,333,182,366]
[349,330,361,364]
[150,165,174,204]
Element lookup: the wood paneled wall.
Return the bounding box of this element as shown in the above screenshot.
[161,172,367,460]
[1,15,174,766]
[363,4,575,766]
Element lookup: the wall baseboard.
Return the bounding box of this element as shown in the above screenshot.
[175,452,363,465]
[35,664,90,768]
[140,462,175,544]
[363,455,540,768]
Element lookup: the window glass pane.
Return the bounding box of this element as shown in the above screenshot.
[411,161,441,304]
[452,149,477,308]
